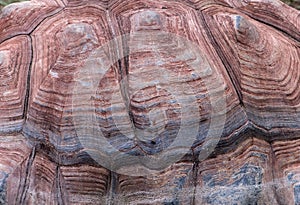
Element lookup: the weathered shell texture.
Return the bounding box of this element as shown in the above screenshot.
[0,0,299,204]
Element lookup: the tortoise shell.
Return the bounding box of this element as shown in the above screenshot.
[0,0,299,204]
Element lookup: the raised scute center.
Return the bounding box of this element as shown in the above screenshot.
[134,11,163,31]
[56,23,99,58]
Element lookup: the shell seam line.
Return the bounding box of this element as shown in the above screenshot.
[197,10,245,108]
[19,147,36,204]
[237,9,300,43]
[22,35,33,122]
[22,7,65,122]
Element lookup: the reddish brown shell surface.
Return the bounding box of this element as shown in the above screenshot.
[0,0,299,204]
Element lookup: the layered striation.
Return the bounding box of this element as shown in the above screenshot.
[114,162,195,204]
[0,36,31,133]
[106,0,247,161]
[272,137,300,205]
[0,0,299,204]
[202,5,300,136]
[222,0,300,41]
[0,0,64,43]
[195,137,274,204]
[23,3,112,163]
[6,151,110,204]
[0,135,31,204]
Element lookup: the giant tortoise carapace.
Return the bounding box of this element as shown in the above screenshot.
[0,0,299,204]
